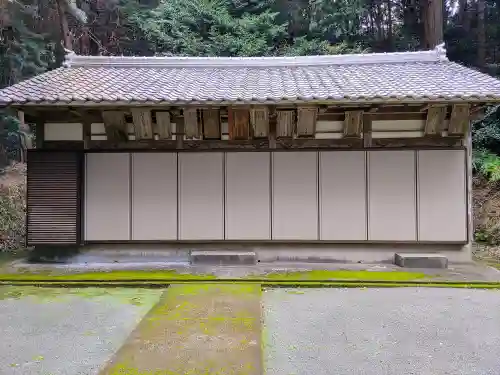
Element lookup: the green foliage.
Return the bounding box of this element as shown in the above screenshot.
[473,149,500,182]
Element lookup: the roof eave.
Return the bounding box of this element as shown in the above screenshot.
[5,96,500,108]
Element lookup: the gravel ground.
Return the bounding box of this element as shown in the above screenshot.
[263,288,500,375]
[0,287,163,375]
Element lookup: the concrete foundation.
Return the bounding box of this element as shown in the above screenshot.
[394,253,449,268]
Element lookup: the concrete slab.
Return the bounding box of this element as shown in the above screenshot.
[190,250,257,265]
[0,287,163,375]
[263,288,500,375]
[395,253,448,268]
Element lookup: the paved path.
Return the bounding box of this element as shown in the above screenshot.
[0,287,162,375]
[263,288,500,375]
[100,284,262,375]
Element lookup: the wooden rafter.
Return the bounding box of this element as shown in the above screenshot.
[155,111,172,140]
[250,107,269,138]
[131,108,154,140]
[448,104,470,135]
[102,111,128,142]
[276,110,295,138]
[228,108,250,140]
[202,109,221,139]
[344,110,363,138]
[296,107,318,137]
[424,105,447,136]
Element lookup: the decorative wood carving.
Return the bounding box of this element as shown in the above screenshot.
[424,105,447,135]
[296,107,318,137]
[250,107,269,138]
[344,110,363,138]
[155,111,172,139]
[184,108,201,139]
[276,110,295,138]
[228,108,250,140]
[202,109,221,139]
[448,104,470,135]
[102,111,128,142]
[275,138,363,149]
[131,108,153,140]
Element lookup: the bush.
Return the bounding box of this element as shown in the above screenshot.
[0,163,26,251]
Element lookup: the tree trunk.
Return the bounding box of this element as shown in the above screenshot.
[422,0,443,49]
[386,0,393,50]
[476,0,486,68]
[55,0,72,50]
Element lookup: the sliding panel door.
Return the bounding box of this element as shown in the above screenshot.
[225,152,271,240]
[131,152,178,240]
[179,152,224,240]
[320,151,367,240]
[85,153,130,241]
[272,151,318,240]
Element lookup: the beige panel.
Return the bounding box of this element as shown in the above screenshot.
[372,131,424,138]
[315,132,344,139]
[316,121,344,132]
[368,151,416,241]
[179,153,224,240]
[85,153,130,241]
[371,119,425,131]
[44,123,83,141]
[131,153,177,240]
[91,123,105,133]
[225,152,270,240]
[320,151,366,240]
[418,150,467,242]
[91,135,107,140]
[272,152,318,240]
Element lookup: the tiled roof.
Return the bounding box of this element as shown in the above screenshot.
[1,45,500,106]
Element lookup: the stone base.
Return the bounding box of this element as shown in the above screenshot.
[189,250,257,265]
[394,253,449,268]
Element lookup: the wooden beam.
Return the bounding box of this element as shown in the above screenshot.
[372,137,463,148]
[296,107,318,137]
[202,109,221,139]
[155,111,172,140]
[228,108,250,140]
[183,108,201,139]
[344,110,363,138]
[131,108,154,140]
[448,104,470,135]
[250,107,269,138]
[276,110,295,138]
[424,105,447,135]
[102,111,128,142]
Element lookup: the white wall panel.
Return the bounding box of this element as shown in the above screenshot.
[179,153,224,240]
[85,153,130,240]
[368,151,416,241]
[418,150,467,242]
[272,152,318,240]
[45,123,83,140]
[131,153,178,240]
[225,152,270,240]
[320,151,367,240]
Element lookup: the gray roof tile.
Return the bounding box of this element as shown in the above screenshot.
[2,47,500,106]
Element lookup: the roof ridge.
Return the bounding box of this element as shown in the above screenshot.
[63,44,448,69]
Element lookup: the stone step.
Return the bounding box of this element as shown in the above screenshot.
[190,250,257,265]
[394,253,448,269]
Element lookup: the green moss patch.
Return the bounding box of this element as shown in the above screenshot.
[0,269,217,281]
[101,284,262,375]
[0,285,163,305]
[257,269,429,281]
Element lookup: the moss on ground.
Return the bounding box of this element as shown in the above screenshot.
[0,269,217,281]
[0,285,163,305]
[257,270,429,281]
[102,284,262,375]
